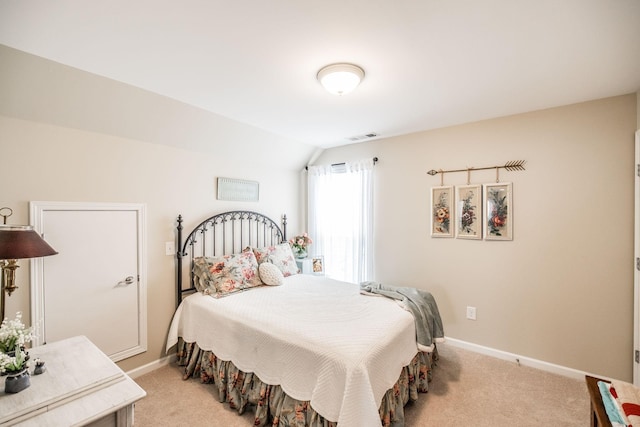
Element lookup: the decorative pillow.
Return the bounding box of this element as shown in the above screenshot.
[192,251,263,298]
[259,262,284,286]
[191,258,212,292]
[250,243,298,277]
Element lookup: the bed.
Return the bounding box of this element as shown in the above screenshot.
[166,210,443,426]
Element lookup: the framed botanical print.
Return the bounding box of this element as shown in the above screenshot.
[483,182,513,240]
[455,185,482,239]
[431,186,454,238]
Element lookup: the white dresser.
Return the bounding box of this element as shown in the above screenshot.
[0,335,146,426]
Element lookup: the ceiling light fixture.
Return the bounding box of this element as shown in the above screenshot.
[317,63,365,96]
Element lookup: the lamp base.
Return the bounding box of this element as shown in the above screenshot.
[2,259,19,296]
[1,259,19,321]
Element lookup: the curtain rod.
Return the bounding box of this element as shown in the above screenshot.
[305,157,378,171]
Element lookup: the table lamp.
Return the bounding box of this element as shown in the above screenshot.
[0,208,58,321]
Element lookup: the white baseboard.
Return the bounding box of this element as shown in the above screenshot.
[125,353,175,379]
[443,336,610,382]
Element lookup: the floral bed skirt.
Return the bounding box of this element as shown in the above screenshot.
[176,338,437,426]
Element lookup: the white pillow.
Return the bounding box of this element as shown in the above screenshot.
[259,262,284,286]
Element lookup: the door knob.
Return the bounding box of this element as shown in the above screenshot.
[117,276,135,286]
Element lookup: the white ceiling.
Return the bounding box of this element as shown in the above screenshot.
[1,0,639,148]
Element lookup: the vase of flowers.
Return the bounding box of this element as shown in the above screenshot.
[1,349,30,393]
[0,312,34,393]
[289,233,312,259]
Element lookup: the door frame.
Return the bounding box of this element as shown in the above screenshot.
[635,130,640,386]
[29,201,147,362]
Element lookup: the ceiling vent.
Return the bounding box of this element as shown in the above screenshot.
[347,133,379,142]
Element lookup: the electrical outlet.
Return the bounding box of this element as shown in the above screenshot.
[165,241,175,256]
[466,306,477,320]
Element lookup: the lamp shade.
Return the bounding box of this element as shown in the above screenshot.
[0,225,58,260]
[317,63,365,95]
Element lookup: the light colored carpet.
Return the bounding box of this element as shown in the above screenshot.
[132,343,591,426]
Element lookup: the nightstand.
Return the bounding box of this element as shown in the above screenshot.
[296,258,313,274]
[296,256,324,275]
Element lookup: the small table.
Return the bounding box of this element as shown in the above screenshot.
[585,375,613,427]
[296,258,313,274]
[0,335,146,426]
[296,257,324,275]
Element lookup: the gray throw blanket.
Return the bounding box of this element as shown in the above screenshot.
[360,281,444,352]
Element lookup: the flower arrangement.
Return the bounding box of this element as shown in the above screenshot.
[0,312,34,374]
[289,233,312,258]
[459,190,477,234]
[0,348,28,374]
[433,193,451,234]
[487,188,508,236]
[0,312,34,354]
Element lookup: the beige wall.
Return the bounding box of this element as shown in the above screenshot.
[313,94,637,381]
[0,47,315,372]
[1,44,637,380]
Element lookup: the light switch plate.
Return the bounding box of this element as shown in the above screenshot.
[165,241,175,256]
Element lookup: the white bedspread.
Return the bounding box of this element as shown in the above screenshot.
[166,274,419,427]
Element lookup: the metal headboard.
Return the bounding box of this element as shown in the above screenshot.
[176,211,287,308]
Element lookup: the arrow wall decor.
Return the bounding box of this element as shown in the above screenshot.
[427,160,526,184]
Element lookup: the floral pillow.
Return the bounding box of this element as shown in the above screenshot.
[192,251,263,298]
[249,243,298,277]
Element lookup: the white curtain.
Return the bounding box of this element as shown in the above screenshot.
[308,158,374,283]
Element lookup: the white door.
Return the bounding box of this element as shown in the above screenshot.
[30,202,147,362]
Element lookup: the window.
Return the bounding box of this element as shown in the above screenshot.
[308,159,374,283]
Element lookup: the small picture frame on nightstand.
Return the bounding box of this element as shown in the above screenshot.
[312,256,324,275]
